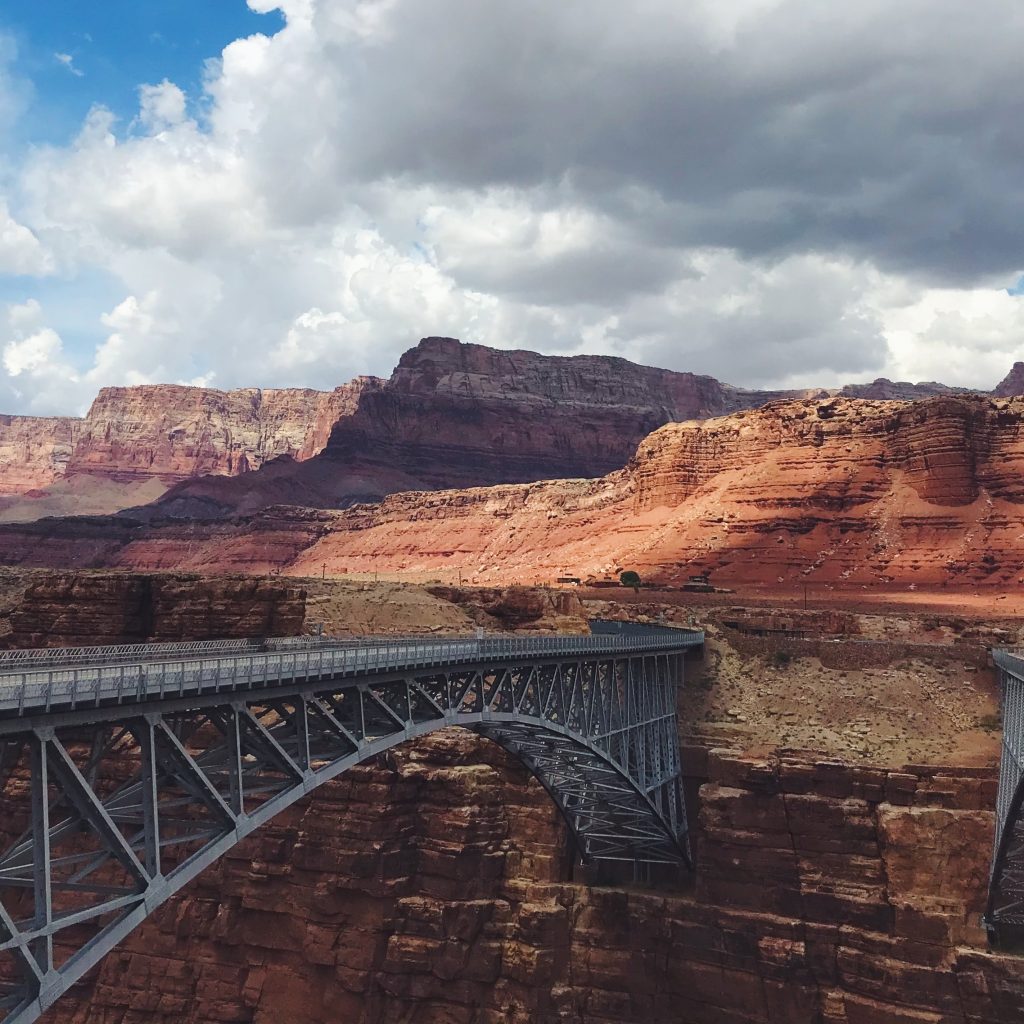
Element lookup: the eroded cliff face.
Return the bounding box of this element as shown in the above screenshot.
[0,571,307,647]
[0,339,1017,523]
[6,394,1021,590]
[0,379,380,513]
[0,414,79,491]
[67,381,377,481]
[34,737,1021,1024]
[144,337,816,518]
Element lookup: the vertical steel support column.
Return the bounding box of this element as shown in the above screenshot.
[28,735,52,979]
[226,708,244,815]
[136,718,161,879]
[294,699,311,772]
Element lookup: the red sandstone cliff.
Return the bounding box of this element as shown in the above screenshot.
[2,338,1011,522]
[0,379,380,516]
[0,414,79,491]
[2,394,1024,590]
[143,337,825,519]
[27,737,1021,1024]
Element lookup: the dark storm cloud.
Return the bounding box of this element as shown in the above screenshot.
[322,0,1024,284]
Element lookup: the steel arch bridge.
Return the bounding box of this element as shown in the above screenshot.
[986,648,1024,944]
[0,623,702,1023]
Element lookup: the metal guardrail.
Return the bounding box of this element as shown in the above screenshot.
[0,635,357,670]
[0,630,704,724]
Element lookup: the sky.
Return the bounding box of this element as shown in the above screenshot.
[0,0,1023,415]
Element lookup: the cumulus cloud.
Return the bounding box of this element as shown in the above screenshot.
[0,201,53,275]
[1,300,83,414]
[0,0,1023,413]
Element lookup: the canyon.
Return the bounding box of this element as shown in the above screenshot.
[2,344,1024,1023]
[4,393,1024,596]
[0,338,1012,523]
[0,571,1014,1023]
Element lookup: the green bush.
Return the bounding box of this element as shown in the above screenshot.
[620,570,642,592]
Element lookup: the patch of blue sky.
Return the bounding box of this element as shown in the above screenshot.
[0,266,124,367]
[1,1,284,148]
[1007,276,1024,297]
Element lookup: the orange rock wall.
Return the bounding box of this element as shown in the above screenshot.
[0,380,378,496]
[0,414,79,491]
[1,572,307,648]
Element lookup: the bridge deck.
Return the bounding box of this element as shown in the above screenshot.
[0,629,703,731]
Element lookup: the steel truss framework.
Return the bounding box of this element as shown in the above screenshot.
[987,649,1024,942]
[0,633,697,1023]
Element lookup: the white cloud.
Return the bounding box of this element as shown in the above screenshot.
[137,80,187,132]
[0,0,1022,415]
[0,201,53,275]
[54,53,83,78]
[1,300,84,414]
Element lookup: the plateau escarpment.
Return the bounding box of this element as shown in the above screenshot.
[4,394,1022,591]
[0,378,380,520]
[144,336,830,518]
[4,338,1015,524]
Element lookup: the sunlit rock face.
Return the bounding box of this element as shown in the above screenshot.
[2,337,996,521]
[0,378,379,511]
[4,393,1024,591]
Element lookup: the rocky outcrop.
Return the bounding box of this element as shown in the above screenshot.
[0,414,79,491]
[6,337,1013,521]
[0,379,380,502]
[68,379,378,482]
[145,337,806,519]
[839,377,969,400]
[1,572,306,647]
[33,738,1020,1024]
[993,362,1024,398]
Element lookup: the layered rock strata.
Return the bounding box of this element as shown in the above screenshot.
[31,737,1020,1024]
[4,394,1024,590]
[0,378,379,502]
[0,414,79,491]
[4,337,1009,521]
[0,572,306,648]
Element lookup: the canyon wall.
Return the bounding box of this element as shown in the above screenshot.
[0,414,79,491]
[0,379,379,505]
[65,380,376,481]
[4,393,1023,590]
[33,737,1021,1024]
[0,572,307,648]
[5,338,1015,522]
[143,336,829,518]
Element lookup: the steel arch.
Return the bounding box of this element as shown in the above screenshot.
[986,649,1024,943]
[0,627,700,1022]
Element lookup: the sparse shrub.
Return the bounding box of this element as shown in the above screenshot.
[771,649,792,669]
[620,570,642,593]
[978,713,1002,732]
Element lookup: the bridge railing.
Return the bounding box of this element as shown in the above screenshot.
[0,630,703,723]
[0,634,368,670]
